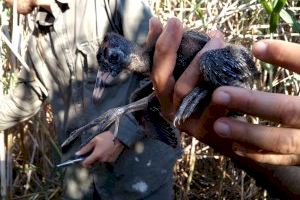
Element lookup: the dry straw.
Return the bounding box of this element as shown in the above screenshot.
[0,0,299,199]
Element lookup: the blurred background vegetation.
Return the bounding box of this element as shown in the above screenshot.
[0,0,299,199]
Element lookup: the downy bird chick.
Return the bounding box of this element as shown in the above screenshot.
[93,31,258,125]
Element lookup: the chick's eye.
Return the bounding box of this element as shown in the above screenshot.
[108,52,120,64]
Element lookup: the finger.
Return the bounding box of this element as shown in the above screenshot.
[82,151,99,167]
[173,31,225,109]
[78,140,96,167]
[232,143,300,165]
[151,18,183,118]
[213,86,300,128]
[145,17,163,49]
[253,40,300,73]
[76,139,95,156]
[214,117,300,154]
[207,30,225,40]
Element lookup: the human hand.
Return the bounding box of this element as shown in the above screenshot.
[149,17,228,144]
[5,0,37,14]
[5,0,51,14]
[76,131,124,168]
[212,40,300,165]
[150,17,300,166]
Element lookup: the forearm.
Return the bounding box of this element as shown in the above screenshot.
[0,64,47,131]
[0,77,46,131]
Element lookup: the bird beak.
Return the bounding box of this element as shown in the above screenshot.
[92,70,111,104]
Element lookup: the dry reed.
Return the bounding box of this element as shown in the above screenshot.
[0,0,299,199]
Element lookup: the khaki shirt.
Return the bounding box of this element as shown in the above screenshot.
[1,0,152,146]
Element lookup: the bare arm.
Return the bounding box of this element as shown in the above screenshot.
[0,68,46,131]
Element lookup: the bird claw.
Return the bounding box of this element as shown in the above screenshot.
[62,93,153,148]
[173,87,208,127]
[173,117,180,127]
[113,117,121,139]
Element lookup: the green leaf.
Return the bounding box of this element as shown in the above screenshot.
[273,0,287,13]
[292,22,300,33]
[268,0,287,32]
[260,0,272,14]
[270,12,280,32]
[280,9,293,24]
[280,9,300,33]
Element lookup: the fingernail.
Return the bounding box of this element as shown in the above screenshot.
[234,150,245,157]
[253,41,268,56]
[75,151,81,156]
[214,120,230,137]
[232,143,246,157]
[214,91,231,105]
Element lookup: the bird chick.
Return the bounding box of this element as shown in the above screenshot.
[93,31,258,125]
[92,33,151,104]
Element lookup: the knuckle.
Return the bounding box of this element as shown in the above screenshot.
[155,41,170,55]
[242,90,256,113]
[106,130,113,135]
[94,136,101,142]
[151,72,163,86]
[90,139,96,145]
[277,98,300,126]
[97,156,104,163]
[173,84,188,101]
[287,155,299,165]
[272,131,296,154]
[235,121,252,143]
[251,154,268,163]
[273,45,285,64]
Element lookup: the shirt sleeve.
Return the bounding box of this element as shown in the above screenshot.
[0,56,48,131]
[111,113,144,147]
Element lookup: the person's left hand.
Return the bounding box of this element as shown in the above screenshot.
[149,17,300,166]
[147,17,227,142]
[76,131,124,168]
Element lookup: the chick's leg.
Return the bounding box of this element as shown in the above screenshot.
[173,87,208,126]
[62,93,155,148]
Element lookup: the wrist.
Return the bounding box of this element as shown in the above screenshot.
[113,137,125,147]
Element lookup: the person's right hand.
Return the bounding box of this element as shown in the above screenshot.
[76,131,124,168]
